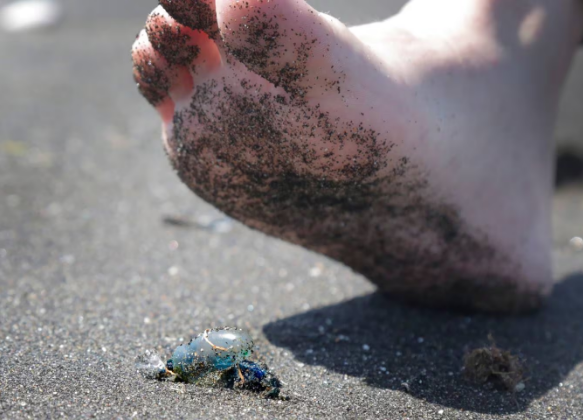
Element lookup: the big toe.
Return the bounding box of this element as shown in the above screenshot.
[215,0,369,99]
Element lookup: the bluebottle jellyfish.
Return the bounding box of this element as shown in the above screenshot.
[136,327,283,398]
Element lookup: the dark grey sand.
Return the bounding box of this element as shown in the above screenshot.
[1,1,583,418]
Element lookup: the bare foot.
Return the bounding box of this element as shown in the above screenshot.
[132,0,583,312]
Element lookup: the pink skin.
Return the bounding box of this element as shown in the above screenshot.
[132,0,583,312]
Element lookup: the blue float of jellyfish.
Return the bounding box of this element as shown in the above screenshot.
[136,327,282,398]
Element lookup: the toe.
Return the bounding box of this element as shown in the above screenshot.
[146,5,222,70]
[146,6,202,66]
[159,0,220,39]
[216,0,361,99]
[132,29,174,119]
[132,27,194,123]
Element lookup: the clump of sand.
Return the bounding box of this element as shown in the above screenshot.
[464,335,525,392]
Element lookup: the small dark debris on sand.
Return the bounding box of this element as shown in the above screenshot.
[464,336,525,392]
[162,215,195,228]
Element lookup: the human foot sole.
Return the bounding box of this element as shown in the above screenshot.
[132,0,555,313]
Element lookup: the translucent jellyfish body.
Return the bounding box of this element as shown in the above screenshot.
[168,328,254,383]
[135,350,168,380]
[135,327,283,398]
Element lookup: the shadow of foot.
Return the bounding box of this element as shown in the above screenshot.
[264,274,583,414]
